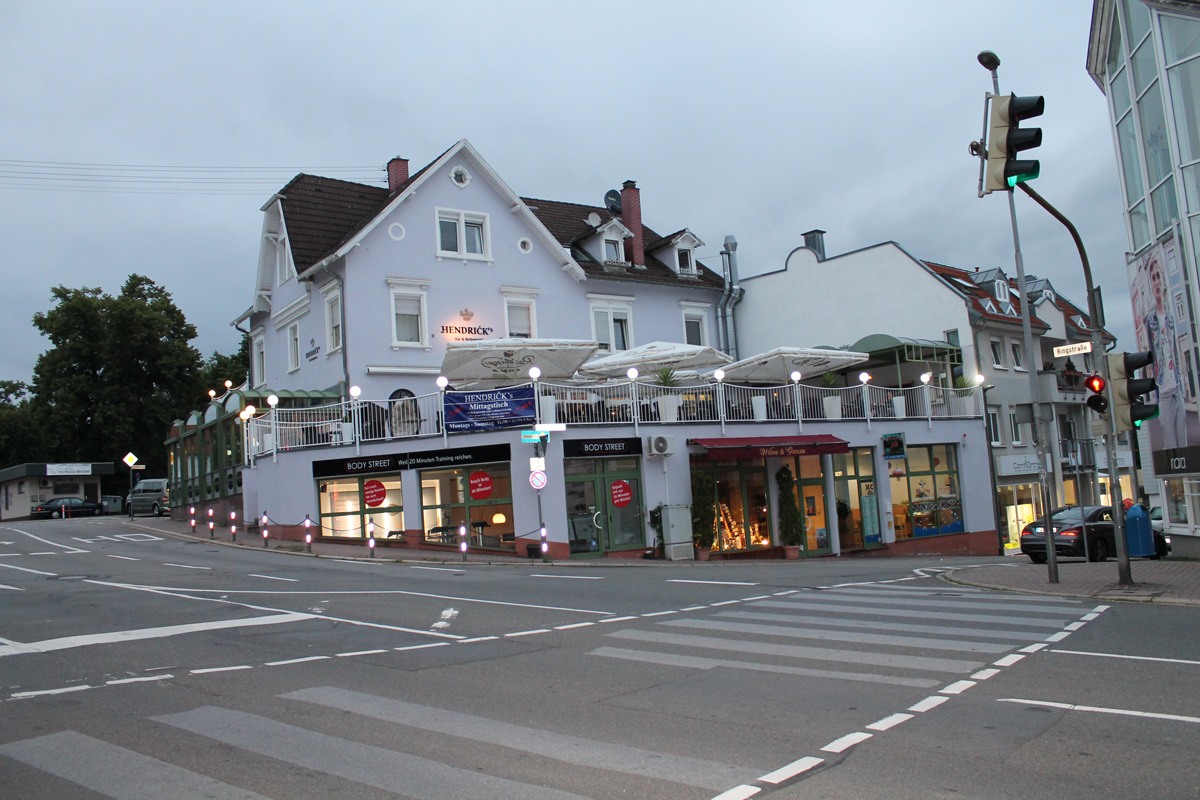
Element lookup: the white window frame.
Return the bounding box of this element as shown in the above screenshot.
[678,248,695,274]
[986,409,1002,445]
[587,293,635,354]
[1009,411,1023,445]
[275,236,295,285]
[604,239,623,263]
[286,323,300,373]
[990,339,1006,369]
[1010,341,1025,371]
[680,300,711,347]
[501,286,538,340]
[321,282,342,355]
[387,277,432,349]
[250,329,265,388]
[436,207,491,261]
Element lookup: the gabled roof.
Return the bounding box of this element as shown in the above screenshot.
[924,261,1050,331]
[277,174,390,273]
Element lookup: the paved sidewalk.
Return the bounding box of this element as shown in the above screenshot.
[944,558,1200,606]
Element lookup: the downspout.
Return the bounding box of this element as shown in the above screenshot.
[724,235,744,361]
[716,249,733,354]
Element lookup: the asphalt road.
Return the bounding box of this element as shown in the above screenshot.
[1,516,1197,799]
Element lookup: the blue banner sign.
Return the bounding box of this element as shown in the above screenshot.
[445,387,536,432]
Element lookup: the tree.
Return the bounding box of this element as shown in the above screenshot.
[0,380,42,467]
[200,334,249,394]
[31,275,203,479]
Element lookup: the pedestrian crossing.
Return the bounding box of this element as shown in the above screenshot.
[590,583,1092,689]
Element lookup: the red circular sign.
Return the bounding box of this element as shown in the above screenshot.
[363,479,386,507]
[469,471,493,500]
[610,480,632,508]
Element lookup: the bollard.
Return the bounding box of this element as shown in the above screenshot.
[208,507,214,538]
[304,515,312,553]
[261,512,269,547]
[189,506,196,535]
[540,525,549,560]
[230,510,237,542]
[367,518,375,558]
[459,524,467,562]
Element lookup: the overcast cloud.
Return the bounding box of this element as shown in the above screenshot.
[0,0,1128,385]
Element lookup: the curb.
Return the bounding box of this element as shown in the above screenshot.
[940,565,1200,607]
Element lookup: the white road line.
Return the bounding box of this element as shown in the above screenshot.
[14,529,87,553]
[1045,631,1071,642]
[410,566,462,572]
[998,698,1200,724]
[248,573,299,582]
[908,695,949,712]
[1064,621,1085,630]
[667,579,759,586]
[457,636,499,643]
[760,755,824,784]
[505,629,551,638]
[0,562,56,576]
[190,665,252,674]
[774,590,798,595]
[106,554,138,561]
[336,649,388,657]
[971,668,1001,680]
[599,616,638,623]
[1050,649,1200,667]
[821,731,872,753]
[554,622,595,630]
[680,605,709,611]
[162,563,211,570]
[741,595,771,601]
[30,551,56,555]
[641,610,677,617]
[11,684,92,699]
[712,785,761,800]
[940,680,977,695]
[709,600,741,606]
[866,713,914,731]
[266,656,330,666]
[0,584,22,591]
[530,574,604,580]
[394,642,451,652]
[1020,643,1049,653]
[1081,612,1099,620]
[994,654,1026,667]
[106,674,173,685]
[1093,604,1111,612]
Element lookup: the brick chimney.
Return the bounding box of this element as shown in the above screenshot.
[387,157,410,192]
[620,180,644,267]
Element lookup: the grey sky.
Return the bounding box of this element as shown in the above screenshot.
[0,0,1128,385]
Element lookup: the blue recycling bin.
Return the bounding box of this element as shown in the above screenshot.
[1125,504,1154,557]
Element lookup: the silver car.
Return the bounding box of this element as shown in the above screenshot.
[125,479,170,517]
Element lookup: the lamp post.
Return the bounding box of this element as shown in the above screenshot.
[627,367,640,436]
[790,370,803,432]
[349,385,362,455]
[238,405,255,468]
[267,393,279,463]
[714,368,726,434]
[436,376,449,447]
[859,372,872,425]
[921,371,933,423]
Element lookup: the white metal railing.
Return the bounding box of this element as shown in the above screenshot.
[242,380,984,460]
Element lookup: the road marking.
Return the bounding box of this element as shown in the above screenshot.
[106,554,139,561]
[998,698,1200,725]
[0,583,22,591]
[680,605,709,611]
[10,684,92,699]
[1020,643,1048,653]
[30,551,57,555]
[0,612,313,657]
[752,599,1068,628]
[505,629,551,638]
[457,636,499,643]
[163,563,211,570]
[640,610,677,617]
[554,622,595,630]
[866,713,914,731]
[14,529,88,553]
[971,668,1001,680]
[1064,621,1086,630]
[940,680,976,694]
[531,574,604,580]
[411,566,463,572]
[713,786,760,800]
[336,649,388,657]
[0,562,56,576]
[718,609,1049,642]
[709,600,741,606]
[994,654,1025,667]
[909,695,949,712]
[190,665,252,674]
[248,573,299,582]
[106,674,173,685]
[760,755,824,784]
[1045,631,1071,642]
[266,656,330,666]
[667,579,759,586]
[1081,612,1099,620]
[821,731,872,753]
[665,618,1015,654]
[599,616,638,623]
[1050,649,1200,667]
[394,642,451,652]
[741,595,771,601]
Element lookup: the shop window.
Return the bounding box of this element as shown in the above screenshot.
[791,453,829,551]
[420,463,514,550]
[318,475,403,539]
[691,457,771,552]
[889,444,963,539]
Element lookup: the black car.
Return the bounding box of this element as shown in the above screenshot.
[1021,505,1169,562]
[30,497,104,519]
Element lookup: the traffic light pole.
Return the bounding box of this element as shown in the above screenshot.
[1016,182,1134,586]
[981,58,1059,583]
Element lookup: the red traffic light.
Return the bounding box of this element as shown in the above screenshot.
[1085,374,1106,393]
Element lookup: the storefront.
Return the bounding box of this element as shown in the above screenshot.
[562,437,645,558]
[887,443,964,541]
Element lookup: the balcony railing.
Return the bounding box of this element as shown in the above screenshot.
[244,380,983,458]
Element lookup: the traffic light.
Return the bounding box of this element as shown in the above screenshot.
[1085,373,1109,415]
[984,93,1045,194]
[1107,351,1158,432]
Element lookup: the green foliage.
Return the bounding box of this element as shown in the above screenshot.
[820,371,840,387]
[690,470,716,548]
[775,464,805,547]
[0,381,40,467]
[652,367,680,387]
[200,334,250,394]
[30,275,204,478]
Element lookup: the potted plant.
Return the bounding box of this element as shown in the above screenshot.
[775,464,805,559]
[653,366,682,422]
[690,471,716,559]
[820,371,842,420]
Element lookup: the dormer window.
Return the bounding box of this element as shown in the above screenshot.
[604,239,623,263]
[678,248,694,273]
[994,279,1007,299]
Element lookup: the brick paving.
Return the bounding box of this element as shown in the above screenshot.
[944,559,1200,606]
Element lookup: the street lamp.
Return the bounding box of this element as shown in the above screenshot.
[790,370,803,431]
[713,368,727,433]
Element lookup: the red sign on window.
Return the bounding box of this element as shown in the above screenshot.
[363,479,386,507]
[610,479,632,508]
[469,471,493,500]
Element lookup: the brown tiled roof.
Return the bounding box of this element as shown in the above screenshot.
[923,260,1051,331]
[277,174,389,271]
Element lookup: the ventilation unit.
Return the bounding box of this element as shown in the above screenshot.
[647,434,676,457]
[39,478,52,489]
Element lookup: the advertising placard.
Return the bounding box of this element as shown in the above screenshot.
[444,386,535,432]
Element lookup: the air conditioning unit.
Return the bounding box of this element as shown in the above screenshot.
[39,478,52,489]
[647,434,676,457]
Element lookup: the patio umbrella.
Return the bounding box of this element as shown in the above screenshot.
[577,341,733,378]
[440,338,600,382]
[716,346,870,384]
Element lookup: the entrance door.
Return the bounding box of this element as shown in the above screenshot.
[566,478,603,555]
[565,474,644,557]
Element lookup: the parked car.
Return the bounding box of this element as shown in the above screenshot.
[30,497,103,519]
[125,478,170,517]
[1021,505,1169,563]
[1149,507,1173,557]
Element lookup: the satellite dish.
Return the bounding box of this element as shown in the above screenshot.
[586,212,602,227]
[604,189,622,215]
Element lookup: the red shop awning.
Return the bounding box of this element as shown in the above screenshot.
[689,434,850,460]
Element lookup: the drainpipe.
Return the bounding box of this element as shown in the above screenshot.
[723,235,743,361]
[716,249,733,354]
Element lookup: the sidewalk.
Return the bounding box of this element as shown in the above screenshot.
[943,558,1200,606]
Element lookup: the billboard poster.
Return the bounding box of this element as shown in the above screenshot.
[1127,235,1200,474]
[444,386,536,432]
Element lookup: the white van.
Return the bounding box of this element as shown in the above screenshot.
[126,479,170,517]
